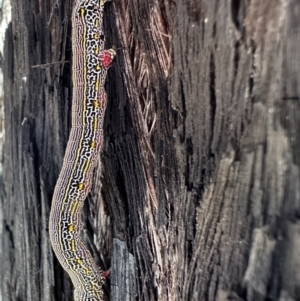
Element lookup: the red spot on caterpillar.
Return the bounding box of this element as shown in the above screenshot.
[103,269,110,278]
[101,50,115,69]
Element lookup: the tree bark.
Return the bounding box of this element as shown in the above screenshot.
[1,0,300,301]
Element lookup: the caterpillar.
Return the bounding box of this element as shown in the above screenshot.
[49,0,115,300]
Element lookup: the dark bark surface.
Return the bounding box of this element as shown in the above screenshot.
[1,0,300,301]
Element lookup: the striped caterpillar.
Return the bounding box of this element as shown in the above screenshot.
[49,0,115,300]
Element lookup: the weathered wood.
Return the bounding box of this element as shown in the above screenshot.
[1,0,300,301]
[2,0,74,300]
[111,238,136,301]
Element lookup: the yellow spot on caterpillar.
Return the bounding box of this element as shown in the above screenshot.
[80,8,85,16]
[95,80,99,91]
[68,224,74,232]
[94,100,100,108]
[94,118,98,132]
[83,160,90,174]
[71,200,79,215]
[77,258,83,265]
[78,183,85,190]
[91,282,98,290]
[94,33,99,39]
[71,240,76,252]
[95,19,99,27]
[91,141,97,149]
[96,65,101,71]
[95,45,99,54]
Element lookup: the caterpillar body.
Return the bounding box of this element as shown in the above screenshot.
[49,0,115,300]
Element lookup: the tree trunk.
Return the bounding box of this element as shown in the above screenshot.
[1,0,300,301]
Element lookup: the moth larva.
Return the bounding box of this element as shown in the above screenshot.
[49,1,115,300]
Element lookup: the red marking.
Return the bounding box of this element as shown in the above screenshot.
[101,51,114,69]
[103,269,110,278]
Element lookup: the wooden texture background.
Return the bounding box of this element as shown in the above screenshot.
[1,0,300,300]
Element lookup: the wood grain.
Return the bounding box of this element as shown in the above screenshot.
[1,0,300,300]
